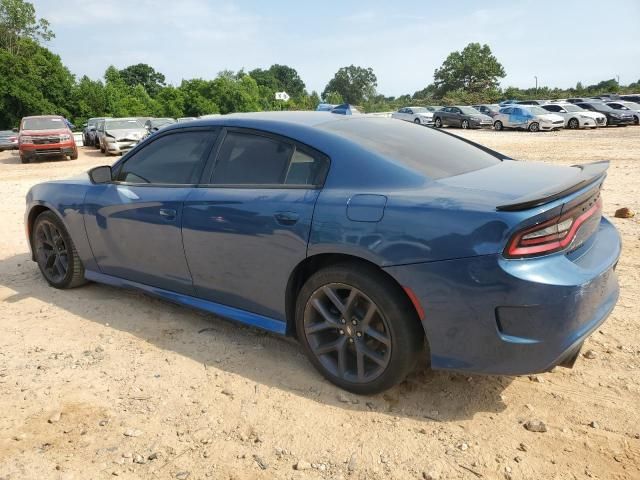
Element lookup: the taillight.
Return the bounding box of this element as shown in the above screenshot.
[504,196,602,258]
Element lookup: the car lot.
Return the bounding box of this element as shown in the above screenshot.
[0,128,639,479]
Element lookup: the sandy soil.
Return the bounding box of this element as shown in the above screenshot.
[0,127,639,480]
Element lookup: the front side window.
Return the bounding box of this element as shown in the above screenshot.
[116,130,213,184]
[210,131,328,186]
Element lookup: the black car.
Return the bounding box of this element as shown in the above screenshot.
[433,106,493,129]
[0,129,19,151]
[621,94,640,103]
[576,102,634,126]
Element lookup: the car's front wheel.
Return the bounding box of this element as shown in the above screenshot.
[413,118,421,125]
[461,119,469,129]
[32,211,87,289]
[494,120,503,131]
[528,122,540,132]
[434,117,442,128]
[296,263,423,394]
[568,118,579,129]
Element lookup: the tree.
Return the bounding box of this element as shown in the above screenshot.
[433,43,505,95]
[0,0,53,55]
[118,63,166,97]
[323,65,377,104]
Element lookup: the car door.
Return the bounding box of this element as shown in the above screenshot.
[84,128,217,294]
[450,107,463,127]
[510,107,530,128]
[182,128,330,323]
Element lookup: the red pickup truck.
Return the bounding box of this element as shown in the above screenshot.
[19,115,78,164]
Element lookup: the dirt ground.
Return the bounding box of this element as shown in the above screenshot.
[0,127,639,480]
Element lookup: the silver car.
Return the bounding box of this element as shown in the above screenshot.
[100,118,146,155]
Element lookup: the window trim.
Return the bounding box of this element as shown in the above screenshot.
[198,127,330,190]
[110,126,219,187]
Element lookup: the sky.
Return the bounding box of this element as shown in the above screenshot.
[33,0,640,97]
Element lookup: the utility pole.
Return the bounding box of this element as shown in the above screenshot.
[534,75,538,93]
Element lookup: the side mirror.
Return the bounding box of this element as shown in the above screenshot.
[12,127,18,133]
[88,165,112,184]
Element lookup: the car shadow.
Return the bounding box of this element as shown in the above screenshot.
[0,150,20,164]
[0,252,511,422]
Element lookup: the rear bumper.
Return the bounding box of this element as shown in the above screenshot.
[384,217,621,375]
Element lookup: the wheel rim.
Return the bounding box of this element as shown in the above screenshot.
[462,120,468,129]
[495,121,502,130]
[35,220,69,283]
[435,118,441,127]
[530,123,539,132]
[303,283,391,384]
[414,118,420,124]
[569,119,578,129]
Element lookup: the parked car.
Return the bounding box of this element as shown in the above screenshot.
[83,117,104,146]
[541,103,606,129]
[493,105,565,132]
[18,115,78,163]
[606,101,640,125]
[515,100,547,105]
[144,117,177,134]
[575,102,634,126]
[100,118,147,155]
[330,104,361,115]
[391,106,434,125]
[620,94,640,103]
[24,112,621,393]
[472,104,501,118]
[94,118,109,149]
[566,98,593,104]
[316,103,336,112]
[0,129,19,151]
[433,106,493,129]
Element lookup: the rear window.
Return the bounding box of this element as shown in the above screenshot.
[319,118,501,179]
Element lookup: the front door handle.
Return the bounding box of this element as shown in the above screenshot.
[274,212,299,226]
[159,208,177,220]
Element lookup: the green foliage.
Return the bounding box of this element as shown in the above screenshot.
[323,65,377,104]
[0,0,53,55]
[118,63,166,97]
[434,43,505,95]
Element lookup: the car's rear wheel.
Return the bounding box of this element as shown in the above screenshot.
[568,118,579,129]
[413,118,421,124]
[634,115,639,125]
[494,120,503,131]
[296,263,423,394]
[32,211,87,289]
[434,117,442,128]
[461,119,469,129]
[70,149,78,160]
[528,122,540,132]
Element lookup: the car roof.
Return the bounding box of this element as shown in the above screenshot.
[22,114,64,120]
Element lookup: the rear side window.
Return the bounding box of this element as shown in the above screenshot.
[116,130,213,184]
[211,131,328,186]
[320,118,501,179]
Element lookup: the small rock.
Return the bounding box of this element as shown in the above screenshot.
[122,453,132,459]
[253,454,268,470]
[48,411,62,424]
[148,452,159,461]
[528,375,544,383]
[12,433,26,441]
[524,420,547,433]
[133,454,145,464]
[175,472,190,480]
[95,345,105,353]
[98,419,109,427]
[348,453,357,472]
[294,460,312,471]
[589,421,599,429]
[337,393,350,403]
[583,350,597,360]
[517,443,528,452]
[221,389,233,397]
[514,456,523,463]
[614,207,635,219]
[423,471,439,480]
[458,442,469,451]
[123,429,143,437]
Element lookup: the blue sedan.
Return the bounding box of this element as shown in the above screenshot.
[25,112,621,394]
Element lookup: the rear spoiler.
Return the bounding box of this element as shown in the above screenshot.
[496,161,609,211]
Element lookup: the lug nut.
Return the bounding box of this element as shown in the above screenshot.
[356,332,362,337]
[351,320,357,325]
[339,329,345,335]
[349,338,354,343]
[341,319,346,324]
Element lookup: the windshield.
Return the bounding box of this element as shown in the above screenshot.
[586,103,613,112]
[106,119,143,129]
[22,117,66,130]
[525,106,551,115]
[458,106,481,115]
[622,101,640,110]
[426,106,442,112]
[319,118,500,180]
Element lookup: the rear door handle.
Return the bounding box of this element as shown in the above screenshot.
[159,208,177,220]
[274,212,299,226]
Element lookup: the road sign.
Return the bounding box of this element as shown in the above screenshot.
[275,91,290,101]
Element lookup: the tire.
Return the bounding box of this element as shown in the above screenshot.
[634,115,639,125]
[296,263,424,394]
[94,138,100,149]
[70,149,78,160]
[20,154,30,164]
[434,117,442,128]
[494,120,503,131]
[100,142,105,154]
[461,119,469,129]
[568,118,579,129]
[528,122,540,132]
[413,118,421,124]
[32,211,87,289]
